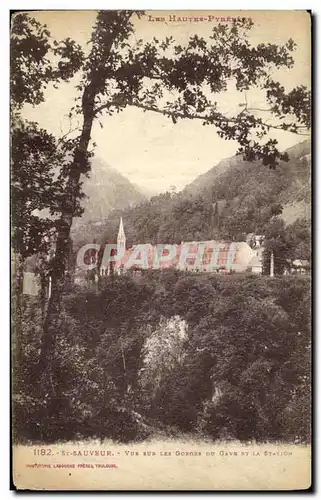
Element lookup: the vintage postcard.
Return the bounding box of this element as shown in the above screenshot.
[11,10,311,490]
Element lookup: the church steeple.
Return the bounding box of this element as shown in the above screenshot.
[117,217,126,251]
[116,217,126,275]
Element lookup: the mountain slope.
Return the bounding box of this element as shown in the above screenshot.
[75,158,146,224]
[184,153,245,197]
[185,139,311,226]
[72,140,311,247]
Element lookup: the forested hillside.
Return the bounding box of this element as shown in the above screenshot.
[72,140,311,266]
[186,139,311,234]
[14,271,311,444]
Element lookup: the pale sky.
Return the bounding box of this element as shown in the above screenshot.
[21,10,311,194]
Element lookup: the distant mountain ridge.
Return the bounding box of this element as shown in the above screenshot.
[71,139,311,246]
[184,139,311,225]
[74,158,146,225]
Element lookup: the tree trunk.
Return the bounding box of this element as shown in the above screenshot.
[13,253,24,375]
[39,80,97,369]
[39,22,117,371]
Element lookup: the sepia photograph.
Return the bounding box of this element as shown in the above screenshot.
[11,9,311,490]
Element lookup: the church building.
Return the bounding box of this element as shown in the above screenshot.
[99,218,265,276]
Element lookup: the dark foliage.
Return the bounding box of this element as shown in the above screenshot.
[13,272,310,444]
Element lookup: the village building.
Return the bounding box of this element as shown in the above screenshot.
[22,254,41,296]
[291,259,310,274]
[24,217,311,296]
[98,218,265,277]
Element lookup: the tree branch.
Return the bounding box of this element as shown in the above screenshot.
[131,102,310,136]
[93,99,310,137]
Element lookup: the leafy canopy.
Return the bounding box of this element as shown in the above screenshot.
[11,13,84,258]
[73,12,310,168]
